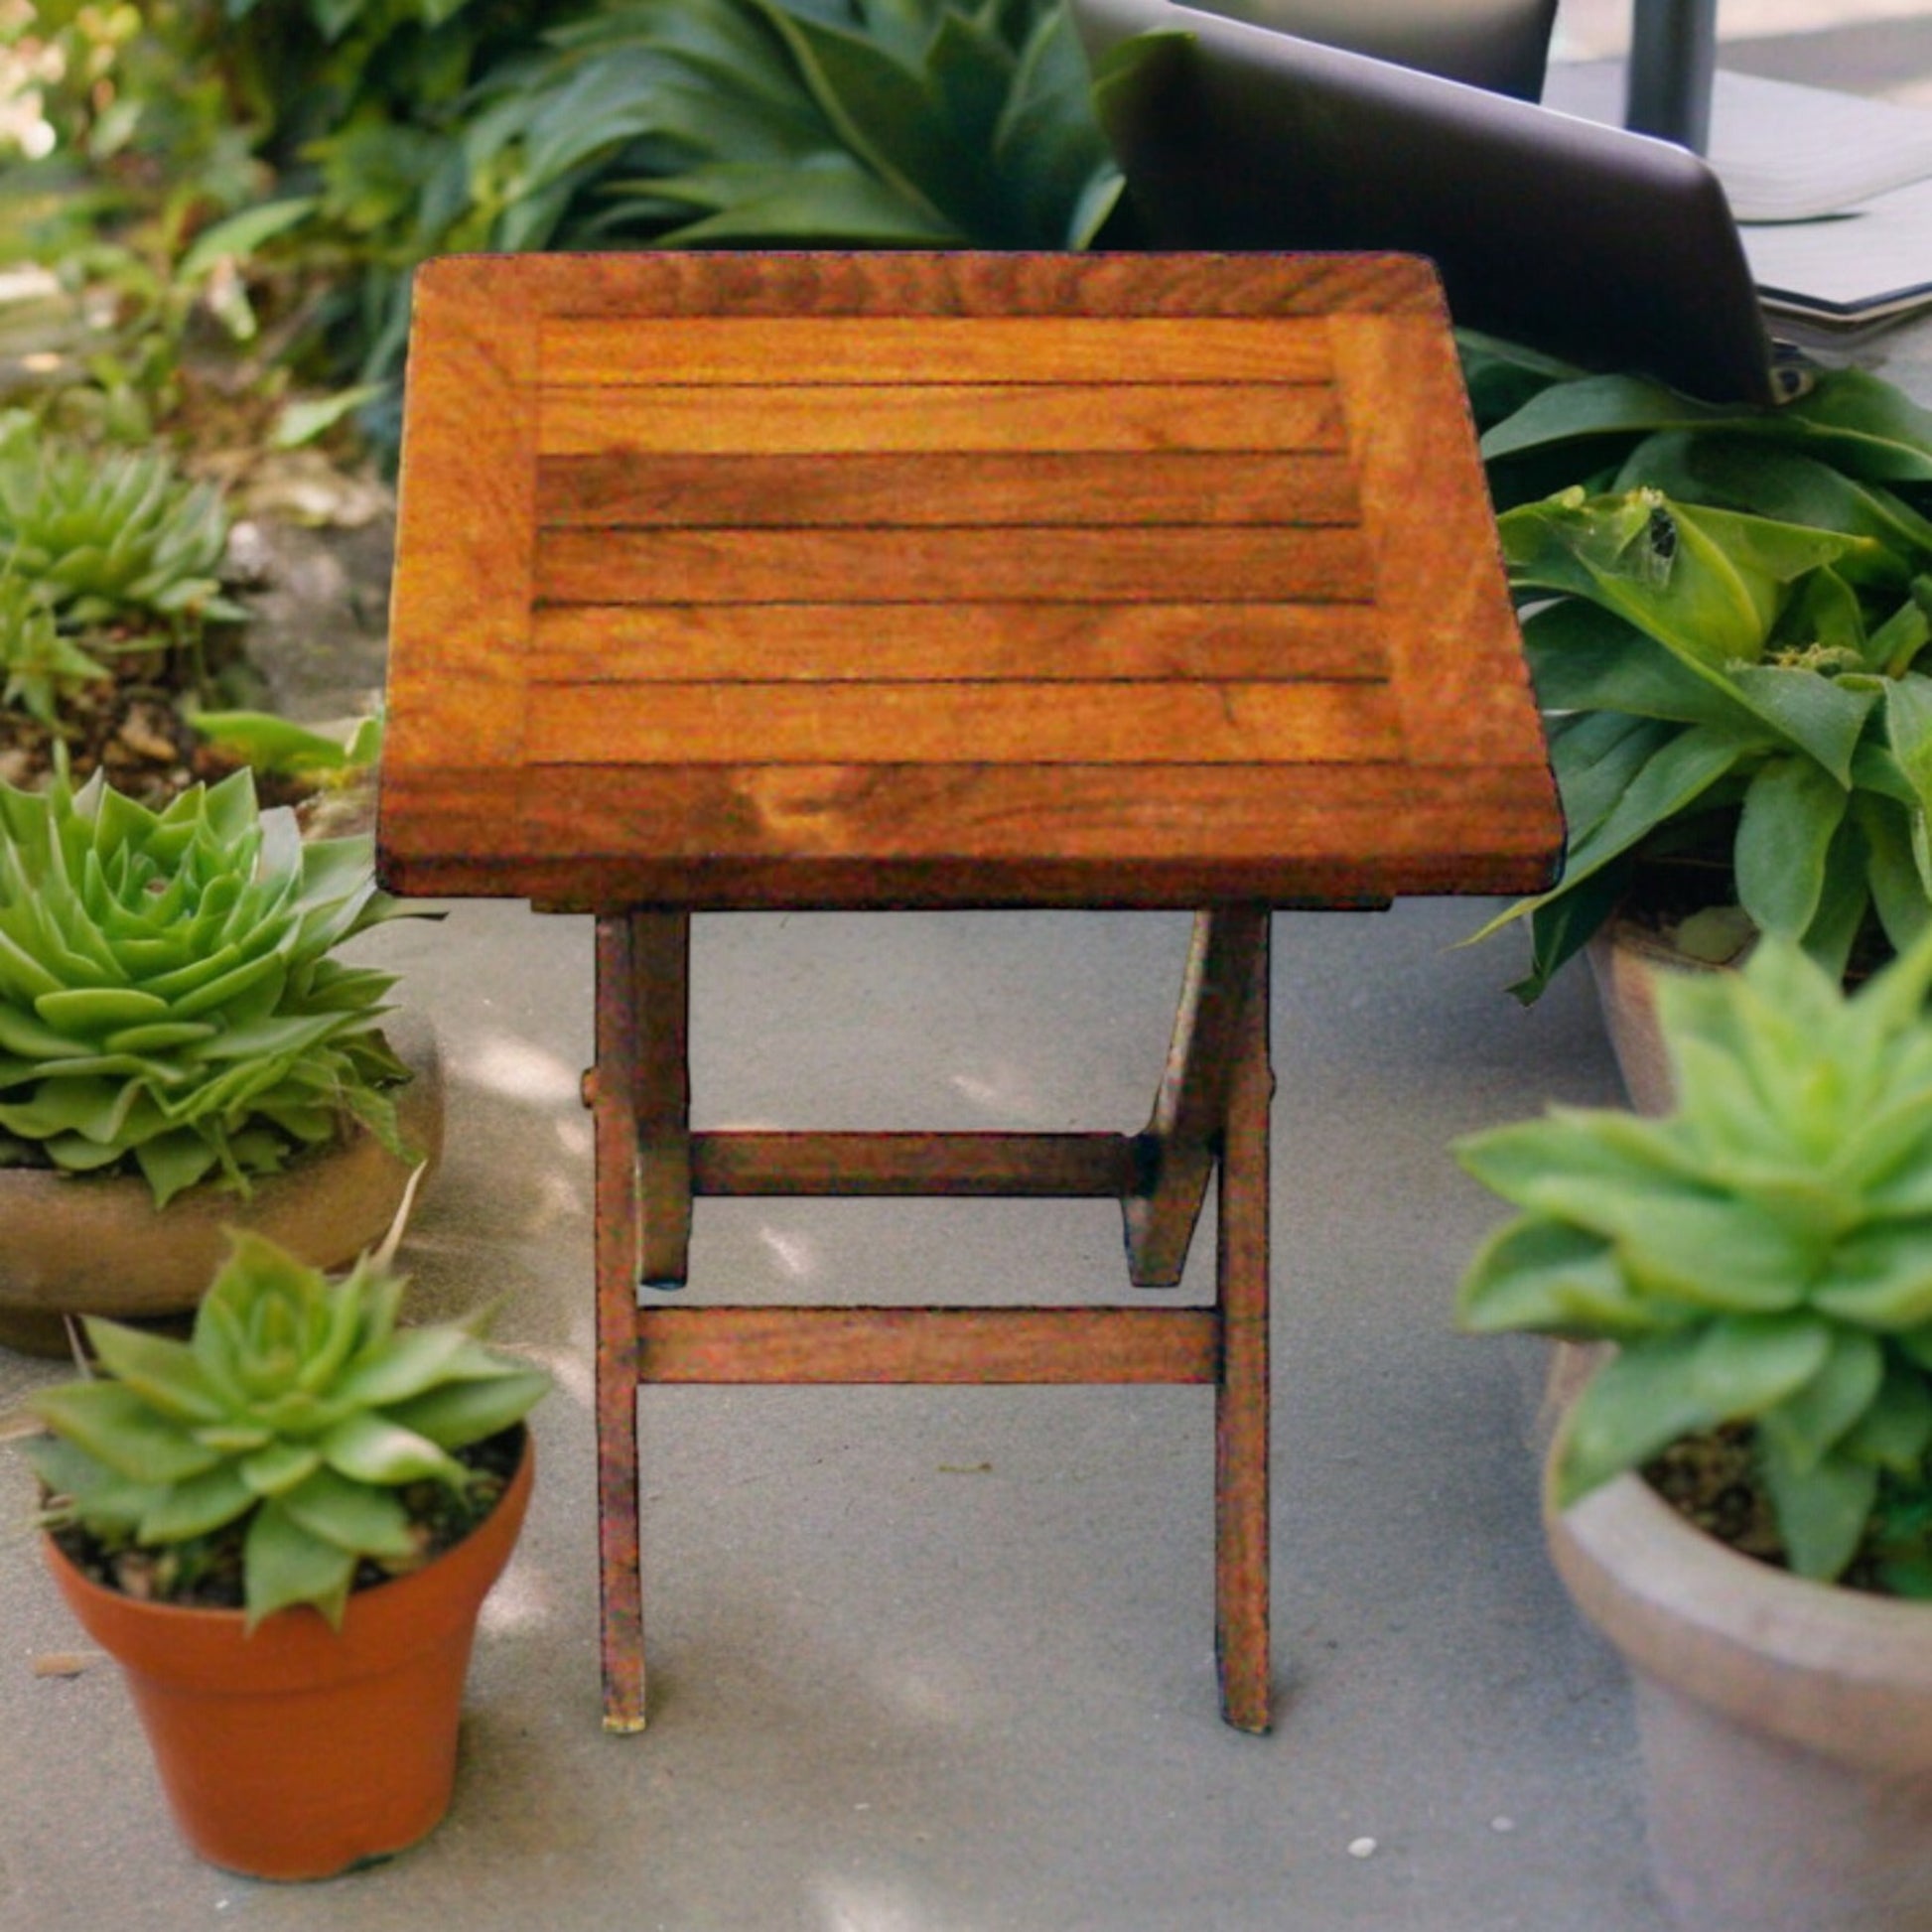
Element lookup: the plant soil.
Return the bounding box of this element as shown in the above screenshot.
[45,1427,524,1614]
[1645,1424,1899,1595]
[0,649,314,814]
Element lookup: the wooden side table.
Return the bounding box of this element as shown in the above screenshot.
[377,250,1561,1736]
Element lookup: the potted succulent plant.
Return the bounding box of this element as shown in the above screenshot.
[1454,927,1932,1932]
[0,759,440,1353]
[24,1227,549,1880]
[1462,344,1932,1104]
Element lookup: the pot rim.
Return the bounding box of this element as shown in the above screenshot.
[1546,1458,1932,1769]
[41,1425,532,1680]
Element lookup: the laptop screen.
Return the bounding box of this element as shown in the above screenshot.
[1074,0,1781,405]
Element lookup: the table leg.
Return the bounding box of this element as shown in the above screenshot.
[1126,906,1271,1289]
[1215,916,1272,1734]
[593,914,647,1732]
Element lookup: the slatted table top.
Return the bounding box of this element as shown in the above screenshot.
[376,251,1560,909]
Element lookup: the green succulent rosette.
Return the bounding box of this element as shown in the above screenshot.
[0,414,242,631]
[0,761,415,1206]
[1457,930,1932,1585]
[28,1230,549,1627]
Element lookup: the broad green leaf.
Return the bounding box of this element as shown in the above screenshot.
[1841,1357,1932,1473]
[1813,1218,1932,1328]
[747,0,958,233]
[1505,859,1636,1005]
[1761,1328,1886,1471]
[1613,432,1932,576]
[384,1370,552,1449]
[277,1466,416,1560]
[1585,1194,1817,1312]
[243,1500,358,1629]
[1482,366,1932,483]
[1884,673,1932,824]
[137,1462,255,1543]
[1538,721,1748,902]
[1691,1312,1833,1416]
[1759,1438,1876,1582]
[82,1320,224,1425]
[335,1325,482,1407]
[1723,665,1874,786]
[1549,709,1683,846]
[1454,1108,1707,1210]
[1553,1332,1728,1504]
[995,1,1122,245]
[1797,809,1871,983]
[649,156,962,244]
[134,1131,221,1208]
[26,1384,221,1485]
[177,198,321,282]
[34,987,169,1032]
[1733,754,1848,939]
[321,1411,465,1486]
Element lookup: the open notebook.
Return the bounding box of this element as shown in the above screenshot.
[1544,60,1932,334]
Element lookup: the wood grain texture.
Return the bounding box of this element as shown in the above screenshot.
[377,250,1563,910]
[538,451,1359,530]
[633,1307,1221,1384]
[378,759,1565,905]
[689,1131,1144,1197]
[536,526,1373,606]
[527,603,1391,684]
[539,382,1344,457]
[541,316,1335,385]
[525,681,1402,766]
[1328,314,1555,774]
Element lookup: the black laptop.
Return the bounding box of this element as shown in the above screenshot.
[1073,0,1802,406]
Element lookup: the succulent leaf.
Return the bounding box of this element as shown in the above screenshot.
[0,765,416,1204]
[30,1231,548,1629]
[1459,929,1932,1580]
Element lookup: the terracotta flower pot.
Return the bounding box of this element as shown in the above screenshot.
[0,1011,445,1357]
[1545,1457,1932,1932]
[42,1432,533,1881]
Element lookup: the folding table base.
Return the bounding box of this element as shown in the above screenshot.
[588,906,1274,1734]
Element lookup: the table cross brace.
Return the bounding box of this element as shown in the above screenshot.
[590,906,1274,1734]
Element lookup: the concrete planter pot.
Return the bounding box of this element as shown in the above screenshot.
[0,1011,444,1357]
[1545,1457,1932,1932]
[1583,919,1728,1118]
[43,1430,532,1881]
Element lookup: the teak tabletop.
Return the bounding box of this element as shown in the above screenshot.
[377,250,1558,912]
[376,250,1561,1741]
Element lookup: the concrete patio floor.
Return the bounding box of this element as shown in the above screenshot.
[5,2,1932,1925]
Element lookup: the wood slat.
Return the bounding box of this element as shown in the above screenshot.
[633,1307,1222,1384]
[537,527,1375,606]
[524,680,1405,766]
[379,760,1561,904]
[690,1131,1143,1197]
[1330,317,1554,774]
[439,248,1449,321]
[542,316,1337,386]
[528,603,1392,684]
[537,451,1360,530]
[540,383,1345,457]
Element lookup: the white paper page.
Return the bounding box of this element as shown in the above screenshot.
[1740,175,1932,321]
[1542,61,1932,222]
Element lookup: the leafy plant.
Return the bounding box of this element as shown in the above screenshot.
[1467,350,1932,1000]
[0,760,416,1205]
[1456,929,1932,1587]
[0,415,243,634]
[0,571,107,726]
[26,1227,548,1627]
